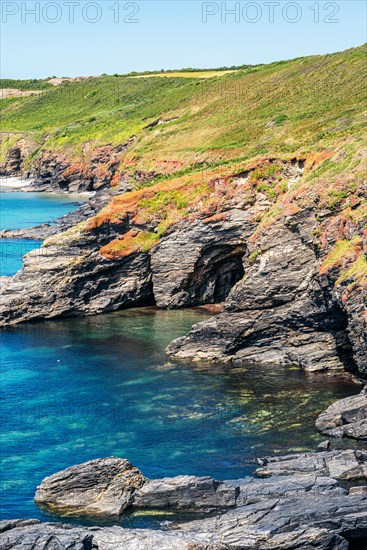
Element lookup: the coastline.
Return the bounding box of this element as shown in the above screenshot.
[0,176,96,197]
[3,445,366,549]
[1,44,366,549]
[0,176,32,189]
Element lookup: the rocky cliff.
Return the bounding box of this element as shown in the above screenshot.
[1,46,366,377]
[1,155,366,377]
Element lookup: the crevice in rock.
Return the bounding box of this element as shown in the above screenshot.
[341,529,367,549]
[317,290,358,374]
[183,244,246,306]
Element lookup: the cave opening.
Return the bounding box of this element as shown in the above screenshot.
[186,244,246,306]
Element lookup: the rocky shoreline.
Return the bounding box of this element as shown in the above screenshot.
[316,386,367,440]
[2,446,367,549]
[1,389,365,549]
[0,161,366,549]
[0,165,366,379]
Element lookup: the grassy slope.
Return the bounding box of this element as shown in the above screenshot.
[1,45,366,169]
[2,45,367,289]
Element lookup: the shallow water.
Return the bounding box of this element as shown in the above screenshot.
[0,192,82,231]
[0,307,363,524]
[0,191,82,275]
[0,239,42,276]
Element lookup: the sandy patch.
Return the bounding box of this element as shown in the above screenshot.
[0,177,32,188]
[1,89,43,99]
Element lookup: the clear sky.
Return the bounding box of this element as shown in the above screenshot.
[1,0,366,79]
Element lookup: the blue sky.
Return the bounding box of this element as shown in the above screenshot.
[1,1,366,79]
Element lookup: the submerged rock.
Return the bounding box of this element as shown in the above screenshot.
[316,386,367,440]
[34,457,145,516]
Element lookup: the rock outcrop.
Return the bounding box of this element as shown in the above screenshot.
[1,158,365,377]
[34,451,367,516]
[316,386,367,440]
[167,209,365,374]
[2,449,365,549]
[34,457,145,516]
[0,243,153,325]
[0,140,136,193]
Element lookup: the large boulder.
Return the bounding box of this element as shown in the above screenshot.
[34,457,145,516]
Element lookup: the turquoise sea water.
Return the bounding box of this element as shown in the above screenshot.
[0,192,82,231]
[0,192,364,528]
[0,239,42,276]
[0,191,82,275]
[0,308,362,524]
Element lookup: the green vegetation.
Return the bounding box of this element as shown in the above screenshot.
[336,254,367,286]
[248,250,262,263]
[0,78,53,90]
[1,45,366,292]
[1,45,366,177]
[100,230,159,258]
[320,237,363,274]
[128,70,239,79]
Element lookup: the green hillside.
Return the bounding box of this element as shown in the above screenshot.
[1,45,366,176]
[1,44,366,293]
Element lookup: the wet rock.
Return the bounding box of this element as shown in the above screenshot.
[34,457,146,516]
[316,386,367,440]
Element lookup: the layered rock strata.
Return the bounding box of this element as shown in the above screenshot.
[316,386,367,440]
[1,160,365,377]
[2,449,365,549]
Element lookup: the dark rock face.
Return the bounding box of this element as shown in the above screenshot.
[0,176,365,377]
[1,148,23,175]
[316,386,367,440]
[150,210,251,308]
[337,284,367,378]
[168,210,363,374]
[1,450,365,549]
[0,245,153,325]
